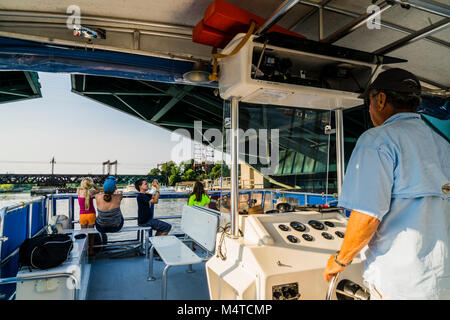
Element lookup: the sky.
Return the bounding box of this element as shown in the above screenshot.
[0,72,221,175]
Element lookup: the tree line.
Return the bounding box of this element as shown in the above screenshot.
[148,159,230,186]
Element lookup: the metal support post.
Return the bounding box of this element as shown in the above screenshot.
[230,97,240,238]
[335,109,345,196]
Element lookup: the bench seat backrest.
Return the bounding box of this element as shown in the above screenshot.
[180,205,220,253]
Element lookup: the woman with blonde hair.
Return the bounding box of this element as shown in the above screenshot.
[77,177,100,255]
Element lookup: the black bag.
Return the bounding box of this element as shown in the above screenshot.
[19,233,73,270]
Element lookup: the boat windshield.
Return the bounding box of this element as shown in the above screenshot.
[213,99,365,216]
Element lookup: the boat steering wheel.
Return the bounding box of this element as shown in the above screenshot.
[326,273,340,300]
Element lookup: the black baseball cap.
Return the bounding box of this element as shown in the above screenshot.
[361,68,421,105]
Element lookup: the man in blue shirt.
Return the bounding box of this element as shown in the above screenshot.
[135,178,172,236]
[323,68,449,299]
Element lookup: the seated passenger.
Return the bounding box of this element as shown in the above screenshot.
[188,181,210,207]
[135,178,171,236]
[95,176,124,233]
[77,177,100,255]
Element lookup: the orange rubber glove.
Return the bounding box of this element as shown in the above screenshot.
[323,210,380,282]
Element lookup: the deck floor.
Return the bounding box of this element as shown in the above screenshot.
[86,249,211,300]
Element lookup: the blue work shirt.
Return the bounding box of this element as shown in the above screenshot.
[338,112,450,299]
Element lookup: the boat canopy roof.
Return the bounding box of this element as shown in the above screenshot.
[0,1,448,191]
[0,0,448,90]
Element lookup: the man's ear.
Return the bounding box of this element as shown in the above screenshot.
[377,92,387,110]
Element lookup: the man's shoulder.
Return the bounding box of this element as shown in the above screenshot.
[356,126,387,148]
[356,117,413,147]
[137,193,151,200]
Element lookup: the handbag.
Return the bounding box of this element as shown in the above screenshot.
[18,233,73,270]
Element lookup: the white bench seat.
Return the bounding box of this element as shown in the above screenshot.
[149,236,203,266]
[147,205,220,299]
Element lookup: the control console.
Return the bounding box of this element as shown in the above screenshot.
[206,210,367,300]
[274,216,346,248]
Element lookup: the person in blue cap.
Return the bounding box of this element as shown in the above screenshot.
[323,68,449,299]
[95,176,124,233]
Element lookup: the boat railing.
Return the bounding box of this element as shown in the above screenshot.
[0,189,337,300]
[43,192,185,229]
[0,196,47,300]
[41,189,337,226]
[207,188,338,211]
[0,189,336,257]
[0,192,184,300]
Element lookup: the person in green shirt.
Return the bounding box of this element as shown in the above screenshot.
[188,181,211,207]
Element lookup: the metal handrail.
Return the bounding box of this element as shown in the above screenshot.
[0,190,190,262]
[0,273,79,300]
[2,196,45,212]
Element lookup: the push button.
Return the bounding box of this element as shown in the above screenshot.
[290,221,306,232]
[308,220,324,230]
[321,232,333,240]
[335,231,345,238]
[287,235,299,243]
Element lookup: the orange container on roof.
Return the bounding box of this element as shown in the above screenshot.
[193,20,233,49]
[192,0,306,48]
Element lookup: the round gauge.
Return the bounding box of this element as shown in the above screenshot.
[308,220,325,230]
[290,221,306,232]
[287,235,299,243]
[335,231,345,238]
[278,224,290,231]
[302,234,314,241]
[321,232,333,240]
[324,221,335,228]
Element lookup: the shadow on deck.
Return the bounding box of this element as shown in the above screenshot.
[87,251,211,300]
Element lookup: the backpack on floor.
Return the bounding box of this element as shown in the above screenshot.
[18,233,73,270]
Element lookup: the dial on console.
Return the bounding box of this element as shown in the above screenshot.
[290,221,306,232]
[335,231,345,238]
[324,221,335,228]
[321,232,333,240]
[308,220,324,230]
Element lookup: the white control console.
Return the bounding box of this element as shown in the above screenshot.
[206,210,368,300]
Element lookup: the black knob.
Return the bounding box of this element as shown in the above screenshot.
[335,231,345,238]
[324,221,335,228]
[273,291,282,299]
[278,224,290,231]
[290,221,306,232]
[322,232,333,240]
[308,220,324,230]
[302,234,314,241]
[287,288,297,297]
[287,235,299,243]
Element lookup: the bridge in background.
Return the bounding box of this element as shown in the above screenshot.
[0,174,167,186]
